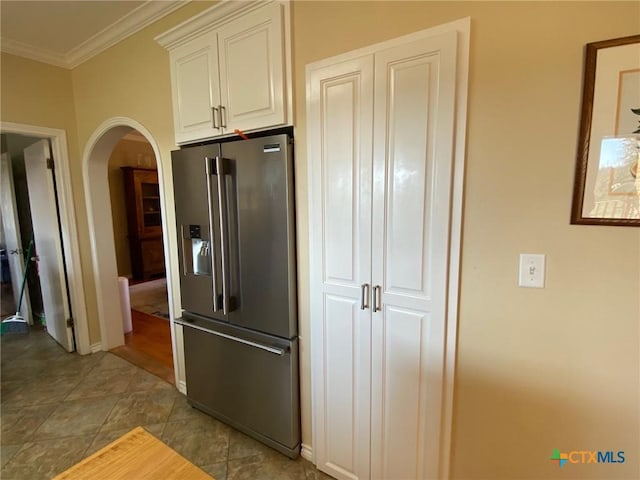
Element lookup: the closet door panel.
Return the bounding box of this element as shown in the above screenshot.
[371,31,458,480]
[322,294,365,477]
[308,55,374,480]
[323,79,359,284]
[385,59,431,295]
[373,306,429,480]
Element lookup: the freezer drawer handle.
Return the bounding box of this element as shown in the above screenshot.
[182,321,287,356]
[205,157,219,312]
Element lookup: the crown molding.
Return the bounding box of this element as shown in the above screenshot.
[1,1,188,69]
[1,38,69,68]
[67,0,187,68]
[155,0,270,50]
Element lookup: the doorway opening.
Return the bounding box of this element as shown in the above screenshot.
[106,130,172,383]
[1,133,75,352]
[1,134,43,327]
[0,122,89,354]
[83,117,177,386]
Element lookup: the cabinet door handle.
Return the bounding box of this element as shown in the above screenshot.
[360,283,370,310]
[373,285,382,312]
[212,106,219,129]
[220,105,227,128]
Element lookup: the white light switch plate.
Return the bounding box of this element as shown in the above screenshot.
[519,254,545,288]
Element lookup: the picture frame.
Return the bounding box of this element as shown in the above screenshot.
[571,34,640,226]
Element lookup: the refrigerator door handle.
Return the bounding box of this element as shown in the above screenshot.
[180,225,188,277]
[216,156,231,315]
[205,157,219,312]
[181,320,287,356]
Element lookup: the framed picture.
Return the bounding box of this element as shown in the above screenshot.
[571,34,640,226]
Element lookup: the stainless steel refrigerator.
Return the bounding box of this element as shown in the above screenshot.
[171,133,299,458]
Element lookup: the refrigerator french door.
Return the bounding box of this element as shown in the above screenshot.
[172,134,300,458]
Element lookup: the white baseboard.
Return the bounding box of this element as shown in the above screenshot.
[177,380,187,395]
[301,443,313,462]
[90,342,102,353]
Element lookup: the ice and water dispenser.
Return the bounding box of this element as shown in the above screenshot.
[183,224,212,276]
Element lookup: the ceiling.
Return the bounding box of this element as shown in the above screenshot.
[0,0,187,69]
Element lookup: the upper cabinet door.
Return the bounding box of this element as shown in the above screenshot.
[170,30,222,144]
[217,2,286,133]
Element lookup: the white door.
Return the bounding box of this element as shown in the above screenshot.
[217,2,285,133]
[170,29,222,144]
[308,54,374,480]
[370,31,457,480]
[23,140,74,352]
[308,28,459,480]
[0,153,32,322]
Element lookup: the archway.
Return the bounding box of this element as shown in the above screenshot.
[82,117,177,383]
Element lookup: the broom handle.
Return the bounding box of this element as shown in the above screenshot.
[16,238,34,311]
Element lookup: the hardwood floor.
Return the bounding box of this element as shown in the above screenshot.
[110,309,174,385]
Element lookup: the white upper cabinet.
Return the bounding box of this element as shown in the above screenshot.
[157,1,290,144]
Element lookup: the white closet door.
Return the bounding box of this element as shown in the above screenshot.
[370,31,457,480]
[217,2,285,133]
[308,55,374,480]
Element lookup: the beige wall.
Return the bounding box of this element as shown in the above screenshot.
[292,2,639,478]
[0,51,102,338]
[1,53,77,138]
[69,2,211,343]
[108,138,157,278]
[1,2,638,478]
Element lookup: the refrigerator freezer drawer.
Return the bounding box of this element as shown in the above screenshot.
[180,318,300,458]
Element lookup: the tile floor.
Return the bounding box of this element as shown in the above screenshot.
[0,329,332,480]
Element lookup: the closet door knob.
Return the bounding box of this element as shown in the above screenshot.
[360,284,370,310]
[373,285,382,312]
